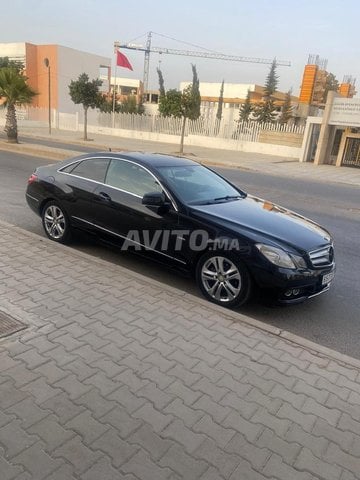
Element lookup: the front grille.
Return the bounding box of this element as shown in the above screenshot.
[308,245,334,268]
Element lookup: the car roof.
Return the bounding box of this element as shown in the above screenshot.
[57,151,197,168]
[104,151,199,168]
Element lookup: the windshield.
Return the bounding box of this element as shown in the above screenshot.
[157,165,244,205]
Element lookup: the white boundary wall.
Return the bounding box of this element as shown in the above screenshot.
[0,107,304,158]
[85,124,302,158]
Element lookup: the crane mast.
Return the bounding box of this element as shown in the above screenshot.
[114,32,291,94]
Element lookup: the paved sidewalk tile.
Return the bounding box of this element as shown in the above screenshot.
[1,221,360,479]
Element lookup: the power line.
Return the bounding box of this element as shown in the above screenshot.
[151,31,221,54]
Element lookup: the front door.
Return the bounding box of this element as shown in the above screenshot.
[92,158,180,264]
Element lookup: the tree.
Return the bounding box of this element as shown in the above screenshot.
[68,73,102,140]
[99,92,145,115]
[98,93,121,113]
[119,95,138,114]
[254,59,279,123]
[238,90,253,122]
[279,89,293,124]
[214,80,224,135]
[158,89,183,117]
[216,80,224,121]
[157,64,201,153]
[157,67,165,98]
[0,67,36,143]
[0,57,24,71]
[188,64,201,120]
[264,59,279,97]
[323,72,339,103]
[137,98,145,115]
[254,99,277,123]
[179,64,201,153]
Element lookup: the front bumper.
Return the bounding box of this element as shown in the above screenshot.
[277,280,333,305]
[249,262,336,304]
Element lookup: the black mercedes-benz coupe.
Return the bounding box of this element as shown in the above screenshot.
[26,152,335,308]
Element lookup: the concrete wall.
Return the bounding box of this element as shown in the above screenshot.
[57,46,110,113]
[258,131,304,147]
[84,123,301,158]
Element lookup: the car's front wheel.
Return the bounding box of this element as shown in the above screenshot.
[196,252,252,308]
[42,201,72,244]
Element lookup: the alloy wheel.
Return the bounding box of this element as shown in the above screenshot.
[44,205,66,240]
[201,256,241,302]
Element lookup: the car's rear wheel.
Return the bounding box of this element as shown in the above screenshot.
[42,201,72,244]
[196,252,252,308]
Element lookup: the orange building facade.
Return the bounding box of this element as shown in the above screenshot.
[299,65,319,104]
[0,42,111,113]
[25,44,58,109]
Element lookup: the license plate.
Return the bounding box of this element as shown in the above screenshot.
[322,271,334,285]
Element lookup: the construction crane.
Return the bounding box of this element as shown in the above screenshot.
[114,31,291,94]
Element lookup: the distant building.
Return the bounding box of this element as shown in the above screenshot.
[0,42,110,113]
[101,76,160,111]
[179,81,299,122]
[338,75,357,98]
[298,54,356,118]
[104,76,143,105]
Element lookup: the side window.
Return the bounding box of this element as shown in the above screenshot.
[70,158,110,182]
[105,159,162,197]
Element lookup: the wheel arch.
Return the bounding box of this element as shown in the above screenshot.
[39,197,57,215]
[190,244,253,276]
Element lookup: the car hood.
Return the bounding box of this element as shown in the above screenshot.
[189,195,331,252]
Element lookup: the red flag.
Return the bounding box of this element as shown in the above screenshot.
[116,51,133,71]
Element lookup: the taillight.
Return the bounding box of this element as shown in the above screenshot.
[27,173,38,185]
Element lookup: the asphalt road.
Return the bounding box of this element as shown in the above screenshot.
[1,148,360,358]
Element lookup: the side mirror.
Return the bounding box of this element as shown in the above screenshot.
[142,191,166,206]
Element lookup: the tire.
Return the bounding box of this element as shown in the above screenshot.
[196,251,252,308]
[41,201,72,244]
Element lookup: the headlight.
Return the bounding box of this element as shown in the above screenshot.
[255,244,296,269]
[291,254,307,269]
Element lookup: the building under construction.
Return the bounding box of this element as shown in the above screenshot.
[298,54,356,118]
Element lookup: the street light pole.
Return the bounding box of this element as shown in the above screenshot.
[44,58,51,135]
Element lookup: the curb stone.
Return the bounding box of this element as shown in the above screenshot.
[1,218,360,371]
[0,140,253,173]
[0,140,80,161]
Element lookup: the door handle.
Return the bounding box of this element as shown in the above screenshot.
[99,191,111,202]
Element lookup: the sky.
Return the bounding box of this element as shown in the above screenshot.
[2,0,360,95]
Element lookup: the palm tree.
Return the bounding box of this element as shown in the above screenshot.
[0,67,36,143]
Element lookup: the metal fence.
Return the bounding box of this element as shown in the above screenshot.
[342,138,360,168]
[96,112,304,142]
[0,106,305,143]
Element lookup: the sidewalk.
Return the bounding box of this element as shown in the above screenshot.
[1,219,360,479]
[7,126,360,187]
